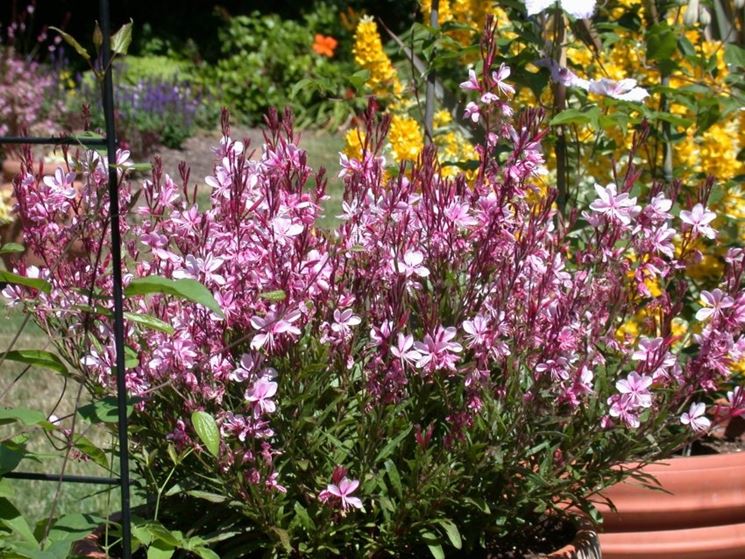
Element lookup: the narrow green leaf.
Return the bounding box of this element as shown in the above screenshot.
[0,271,51,294]
[271,527,292,553]
[0,243,24,255]
[0,350,67,375]
[72,434,108,469]
[48,27,90,62]
[185,490,227,504]
[421,531,444,559]
[125,276,223,318]
[384,460,402,499]
[191,411,220,457]
[124,312,175,334]
[436,519,462,550]
[293,502,315,531]
[111,19,134,56]
[192,547,220,559]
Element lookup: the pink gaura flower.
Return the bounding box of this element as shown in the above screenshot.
[462,315,490,348]
[608,394,641,428]
[250,309,303,351]
[696,289,734,322]
[615,372,653,409]
[43,167,77,200]
[680,204,717,239]
[245,377,278,417]
[459,68,480,92]
[331,308,362,336]
[464,102,481,123]
[589,183,640,226]
[319,466,364,511]
[415,326,463,372]
[396,250,430,278]
[680,402,710,432]
[391,333,421,366]
[491,63,515,97]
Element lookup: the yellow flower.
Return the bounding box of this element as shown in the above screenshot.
[343,128,366,160]
[353,16,403,98]
[389,115,424,163]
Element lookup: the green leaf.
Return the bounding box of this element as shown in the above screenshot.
[125,276,223,318]
[259,290,287,302]
[0,497,38,545]
[192,547,220,559]
[646,23,677,63]
[124,312,175,334]
[725,44,745,68]
[185,490,227,504]
[191,411,220,457]
[293,502,315,531]
[72,434,108,469]
[77,396,136,424]
[374,426,411,462]
[48,27,90,62]
[0,408,49,427]
[0,271,51,294]
[436,519,462,550]
[550,107,599,127]
[270,527,292,553]
[0,441,29,475]
[0,243,24,255]
[384,460,402,499]
[0,350,67,375]
[0,478,15,499]
[147,541,175,559]
[421,531,444,559]
[111,19,134,56]
[47,513,103,543]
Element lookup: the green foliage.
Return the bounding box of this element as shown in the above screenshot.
[196,8,362,127]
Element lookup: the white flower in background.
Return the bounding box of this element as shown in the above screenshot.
[525,0,595,19]
[587,78,650,102]
[538,59,649,102]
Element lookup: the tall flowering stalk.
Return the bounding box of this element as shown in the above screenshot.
[6,21,745,557]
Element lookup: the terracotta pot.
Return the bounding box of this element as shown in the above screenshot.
[597,451,745,559]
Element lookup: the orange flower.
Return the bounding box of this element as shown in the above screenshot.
[312,34,338,57]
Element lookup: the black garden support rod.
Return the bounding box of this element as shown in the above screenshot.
[0,1,132,556]
[99,0,133,556]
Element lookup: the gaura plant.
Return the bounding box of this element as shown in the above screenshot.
[4,20,745,559]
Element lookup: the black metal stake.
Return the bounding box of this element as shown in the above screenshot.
[1,2,132,557]
[99,0,132,556]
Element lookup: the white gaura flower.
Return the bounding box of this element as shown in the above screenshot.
[525,0,595,19]
[587,78,650,102]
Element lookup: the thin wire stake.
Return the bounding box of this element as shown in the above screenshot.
[99,0,132,556]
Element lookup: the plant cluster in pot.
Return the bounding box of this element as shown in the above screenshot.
[4,18,745,559]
